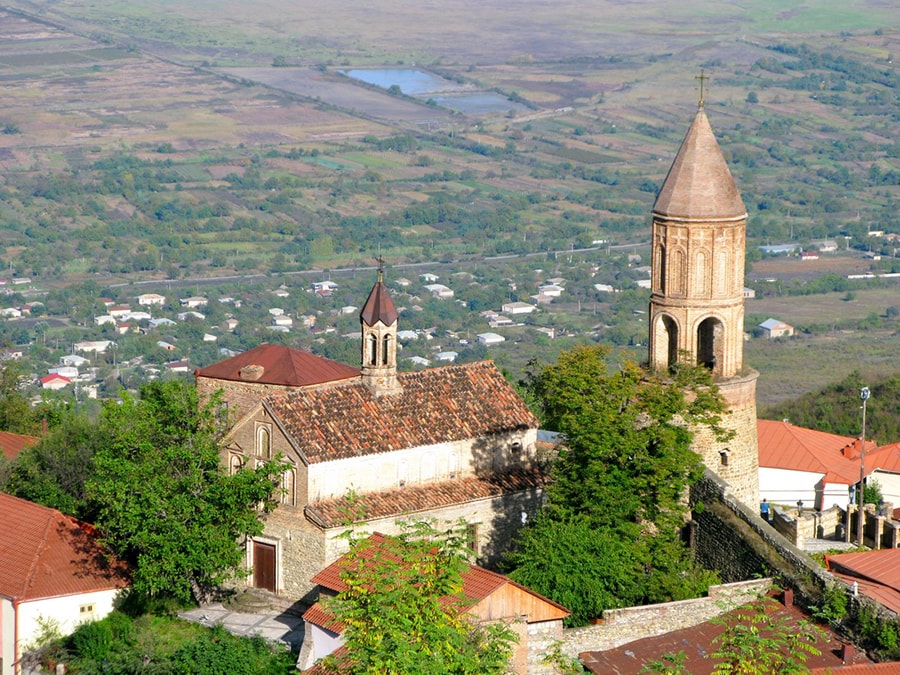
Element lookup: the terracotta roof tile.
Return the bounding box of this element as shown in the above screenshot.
[195,344,359,387]
[305,468,547,528]
[757,419,874,485]
[268,361,539,464]
[0,430,39,460]
[360,279,398,327]
[0,493,129,601]
[653,107,746,220]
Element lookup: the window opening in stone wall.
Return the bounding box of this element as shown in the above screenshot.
[368,334,378,366]
[258,427,271,458]
[382,334,390,365]
[697,317,724,375]
[467,523,479,555]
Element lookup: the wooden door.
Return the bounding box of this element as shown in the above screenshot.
[253,541,276,593]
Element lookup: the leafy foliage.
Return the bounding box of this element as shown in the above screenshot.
[710,599,824,674]
[318,522,517,675]
[507,345,722,625]
[85,381,287,603]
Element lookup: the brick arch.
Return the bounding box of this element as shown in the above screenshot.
[652,313,680,372]
[696,315,725,376]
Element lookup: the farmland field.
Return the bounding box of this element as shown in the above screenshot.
[0,0,894,401]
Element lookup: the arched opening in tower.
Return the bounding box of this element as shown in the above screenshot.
[662,315,678,371]
[697,317,724,376]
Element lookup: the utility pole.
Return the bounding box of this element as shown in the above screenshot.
[856,386,871,547]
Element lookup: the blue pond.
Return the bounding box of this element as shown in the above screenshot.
[341,69,460,96]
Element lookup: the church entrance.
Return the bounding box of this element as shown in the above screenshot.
[253,540,277,593]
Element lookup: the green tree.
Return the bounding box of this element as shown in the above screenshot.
[318,522,517,674]
[710,599,823,674]
[507,345,723,625]
[86,381,286,603]
[0,359,38,434]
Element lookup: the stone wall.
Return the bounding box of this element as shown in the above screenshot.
[526,619,566,675]
[560,579,771,657]
[690,469,832,603]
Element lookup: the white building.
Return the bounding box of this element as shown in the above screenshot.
[501,301,537,315]
[476,332,506,346]
[759,318,794,339]
[0,494,129,675]
[137,293,166,306]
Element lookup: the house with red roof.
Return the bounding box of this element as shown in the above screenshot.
[758,419,878,511]
[196,271,545,601]
[39,373,71,391]
[297,533,569,674]
[0,493,129,675]
[826,548,900,615]
[0,430,39,461]
[864,441,900,507]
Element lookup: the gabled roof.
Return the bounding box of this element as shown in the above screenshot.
[653,107,746,221]
[0,430,39,460]
[306,532,568,626]
[0,493,129,602]
[757,419,874,485]
[360,276,398,327]
[305,468,547,528]
[827,549,900,614]
[266,361,539,464]
[195,344,359,388]
[866,442,900,474]
[759,318,791,330]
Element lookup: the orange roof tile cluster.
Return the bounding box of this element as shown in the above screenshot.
[194,344,359,387]
[0,430,39,460]
[0,493,129,602]
[827,549,900,614]
[653,107,746,220]
[305,468,547,528]
[867,441,900,473]
[266,361,539,464]
[359,277,398,327]
[757,419,876,485]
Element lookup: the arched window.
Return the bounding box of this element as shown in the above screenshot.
[368,333,378,366]
[230,455,243,475]
[671,249,685,295]
[697,317,724,375]
[281,469,295,506]
[656,244,666,293]
[382,334,390,365]
[257,427,271,459]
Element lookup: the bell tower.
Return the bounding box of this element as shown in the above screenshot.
[649,100,759,506]
[360,262,401,396]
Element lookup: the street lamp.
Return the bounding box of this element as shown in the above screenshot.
[856,386,871,547]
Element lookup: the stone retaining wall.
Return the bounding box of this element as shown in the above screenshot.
[560,578,771,657]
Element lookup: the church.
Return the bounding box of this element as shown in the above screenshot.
[196,271,546,600]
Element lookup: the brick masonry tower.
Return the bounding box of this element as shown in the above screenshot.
[649,103,760,507]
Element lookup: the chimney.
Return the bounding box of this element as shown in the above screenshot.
[781,589,793,607]
[239,364,265,381]
[840,643,854,663]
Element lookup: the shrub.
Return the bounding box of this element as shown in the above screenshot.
[69,620,113,661]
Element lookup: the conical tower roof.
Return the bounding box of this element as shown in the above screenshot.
[360,271,398,326]
[653,107,746,220]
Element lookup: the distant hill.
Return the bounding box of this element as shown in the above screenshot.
[760,371,900,445]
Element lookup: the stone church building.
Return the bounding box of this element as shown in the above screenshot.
[648,103,760,506]
[196,271,545,600]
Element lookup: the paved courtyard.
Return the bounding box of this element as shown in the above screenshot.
[180,603,305,652]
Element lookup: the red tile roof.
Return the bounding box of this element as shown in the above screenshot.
[306,532,567,626]
[305,468,547,528]
[826,549,900,614]
[0,493,129,602]
[266,361,539,464]
[868,442,900,473]
[359,278,398,327]
[757,419,875,485]
[580,594,871,674]
[194,344,359,387]
[0,430,39,460]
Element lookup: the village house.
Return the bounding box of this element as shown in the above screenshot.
[0,494,129,675]
[759,318,794,338]
[297,533,569,674]
[757,419,878,511]
[476,332,506,346]
[501,301,537,315]
[424,283,454,299]
[137,293,166,306]
[196,272,545,600]
[179,296,208,309]
[40,373,72,390]
[0,430,39,462]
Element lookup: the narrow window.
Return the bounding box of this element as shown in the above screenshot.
[467,523,479,555]
[382,334,390,365]
[368,333,378,366]
[258,427,271,459]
